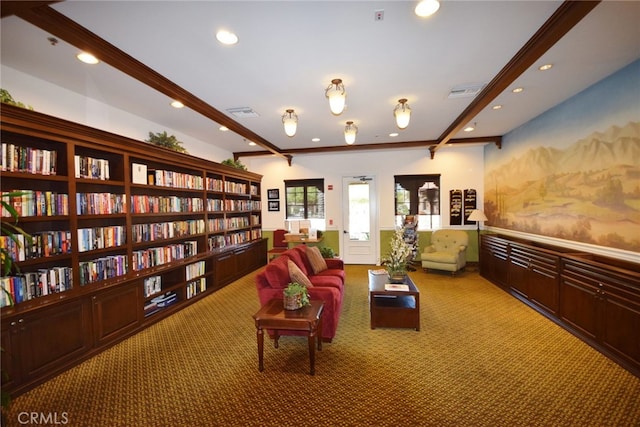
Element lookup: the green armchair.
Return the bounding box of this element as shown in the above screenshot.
[421,229,468,276]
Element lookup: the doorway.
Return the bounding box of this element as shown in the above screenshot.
[341,176,377,264]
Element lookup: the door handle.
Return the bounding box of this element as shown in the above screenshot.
[343,230,349,234]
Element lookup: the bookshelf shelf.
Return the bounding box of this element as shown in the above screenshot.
[0,104,267,397]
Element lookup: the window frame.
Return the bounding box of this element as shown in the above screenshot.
[394,174,441,230]
[284,178,325,220]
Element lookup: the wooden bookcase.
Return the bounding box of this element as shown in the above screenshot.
[0,104,267,396]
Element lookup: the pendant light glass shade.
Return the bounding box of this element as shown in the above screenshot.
[344,121,358,145]
[282,109,298,137]
[393,98,411,129]
[325,78,346,115]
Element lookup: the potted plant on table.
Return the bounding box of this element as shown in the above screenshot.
[283,282,310,310]
[381,227,412,283]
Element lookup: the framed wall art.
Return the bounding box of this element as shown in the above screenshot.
[267,189,280,200]
[268,201,280,212]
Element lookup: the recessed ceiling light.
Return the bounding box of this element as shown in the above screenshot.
[312,138,320,142]
[492,104,502,110]
[170,100,184,109]
[76,52,99,64]
[538,63,553,71]
[219,126,229,132]
[216,30,238,45]
[389,132,399,137]
[512,87,524,93]
[463,124,476,132]
[415,0,440,17]
[248,141,256,146]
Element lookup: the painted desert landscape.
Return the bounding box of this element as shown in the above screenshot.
[485,121,640,252]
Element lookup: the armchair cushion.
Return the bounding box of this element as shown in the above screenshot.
[423,250,460,264]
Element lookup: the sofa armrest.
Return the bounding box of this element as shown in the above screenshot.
[325,258,344,270]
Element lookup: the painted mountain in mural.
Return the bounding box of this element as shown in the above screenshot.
[485,121,640,252]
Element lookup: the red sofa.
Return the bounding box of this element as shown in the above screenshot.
[255,245,345,342]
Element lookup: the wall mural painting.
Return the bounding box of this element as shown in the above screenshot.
[485,121,640,252]
[485,60,640,253]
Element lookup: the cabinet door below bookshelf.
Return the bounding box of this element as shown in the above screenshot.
[3,299,92,392]
[92,283,141,347]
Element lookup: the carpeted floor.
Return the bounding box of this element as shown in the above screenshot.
[6,265,640,426]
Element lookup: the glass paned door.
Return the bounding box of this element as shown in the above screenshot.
[342,176,377,264]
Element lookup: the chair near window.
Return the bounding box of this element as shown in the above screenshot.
[421,229,468,276]
[268,229,289,260]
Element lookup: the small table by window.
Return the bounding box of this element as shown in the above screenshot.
[284,234,323,245]
[252,299,324,375]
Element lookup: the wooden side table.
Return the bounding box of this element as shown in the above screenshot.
[252,299,324,375]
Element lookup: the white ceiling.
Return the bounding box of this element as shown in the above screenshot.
[1,1,639,158]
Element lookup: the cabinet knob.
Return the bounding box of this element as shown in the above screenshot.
[18,318,24,324]
[10,321,16,326]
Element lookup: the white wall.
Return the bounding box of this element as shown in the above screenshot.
[1,65,232,161]
[243,145,485,232]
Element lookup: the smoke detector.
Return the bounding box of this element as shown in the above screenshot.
[448,83,486,99]
[226,107,260,118]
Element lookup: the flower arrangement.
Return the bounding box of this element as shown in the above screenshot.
[381,227,413,277]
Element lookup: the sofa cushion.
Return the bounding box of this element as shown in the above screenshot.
[306,246,328,274]
[264,255,291,289]
[287,246,312,276]
[288,260,313,288]
[308,273,343,290]
[314,269,346,287]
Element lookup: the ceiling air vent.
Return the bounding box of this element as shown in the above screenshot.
[448,83,486,99]
[226,107,260,118]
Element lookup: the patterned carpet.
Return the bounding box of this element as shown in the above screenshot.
[6,265,640,427]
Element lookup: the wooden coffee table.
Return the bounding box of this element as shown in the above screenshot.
[252,299,324,375]
[369,270,420,331]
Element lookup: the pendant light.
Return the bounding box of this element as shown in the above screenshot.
[344,121,358,145]
[325,78,346,115]
[393,98,411,129]
[282,109,298,137]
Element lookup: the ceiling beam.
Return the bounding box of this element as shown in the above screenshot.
[430,0,600,158]
[14,4,289,160]
[235,136,502,159]
[0,1,59,19]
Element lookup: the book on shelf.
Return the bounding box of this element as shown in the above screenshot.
[144,275,162,297]
[74,155,110,180]
[384,283,410,291]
